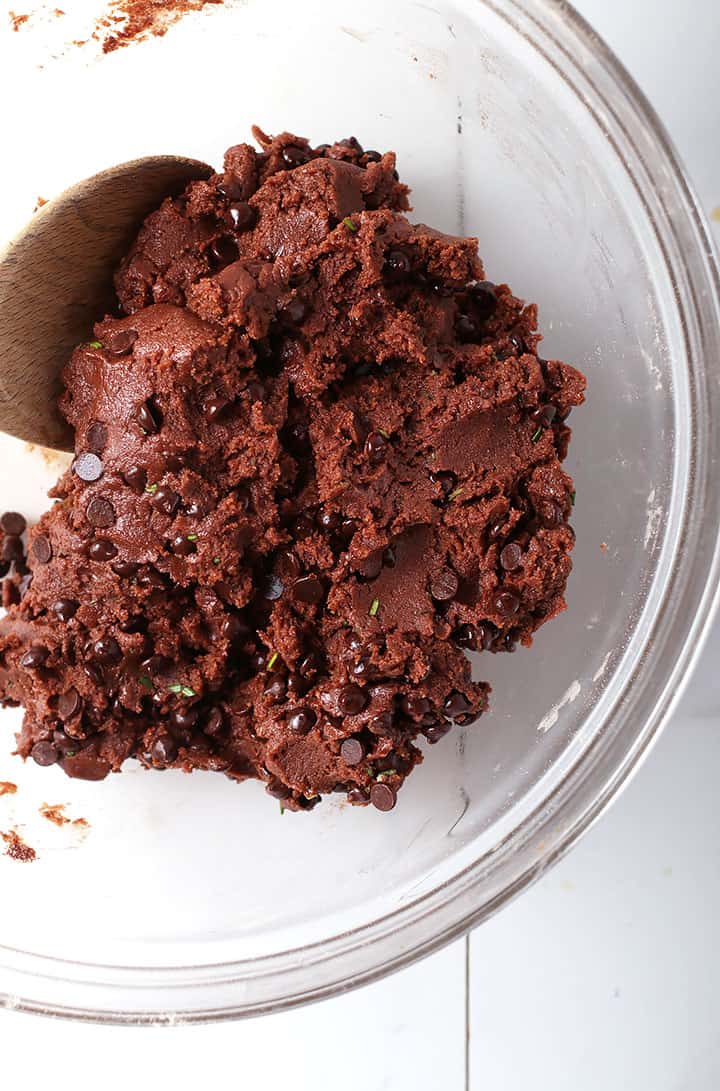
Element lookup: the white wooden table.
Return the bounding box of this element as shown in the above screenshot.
[1,2,718,1087]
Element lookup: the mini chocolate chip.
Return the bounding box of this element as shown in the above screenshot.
[204,396,228,421]
[53,729,78,754]
[454,624,478,650]
[112,559,139,577]
[134,399,161,435]
[370,781,397,812]
[537,501,563,529]
[86,421,108,453]
[123,465,147,493]
[495,590,521,618]
[2,536,23,562]
[368,711,395,735]
[338,684,367,716]
[229,202,256,231]
[218,175,244,201]
[347,787,369,804]
[351,658,371,680]
[151,734,177,765]
[20,645,49,669]
[151,486,180,517]
[0,511,26,536]
[58,688,82,720]
[169,535,195,556]
[292,576,324,605]
[264,677,287,702]
[83,662,105,687]
[211,236,239,264]
[487,514,508,541]
[468,280,498,321]
[402,694,430,720]
[73,452,103,482]
[297,653,318,678]
[282,144,310,166]
[288,707,317,734]
[171,705,199,731]
[276,550,302,580]
[52,598,78,622]
[263,574,285,601]
[340,518,357,540]
[287,671,309,697]
[88,539,118,562]
[361,149,382,164]
[93,636,122,665]
[499,543,523,571]
[317,508,340,532]
[384,249,411,278]
[340,738,365,765]
[86,497,115,528]
[221,615,249,642]
[430,567,459,602]
[105,328,138,356]
[31,740,58,767]
[266,780,292,800]
[425,721,452,744]
[339,136,364,153]
[444,691,472,718]
[365,431,387,462]
[204,706,225,737]
[530,403,557,427]
[280,297,308,325]
[429,470,456,497]
[456,313,479,342]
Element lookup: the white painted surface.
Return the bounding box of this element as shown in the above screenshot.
[0,1,718,1087]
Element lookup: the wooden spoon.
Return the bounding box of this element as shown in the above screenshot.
[0,155,214,452]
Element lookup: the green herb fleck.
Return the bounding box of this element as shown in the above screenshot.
[213,557,221,566]
[186,533,199,542]
[65,749,77,758]
[378,429,390,439]
[448,486,464,502]
[167,683,183,694]
[342,216,357,232]
[145,483,158,494]
[376,770,395,782]
[570,490,576,506]
[267,651,279,670]
[138,675,154,691]
[180,685,196,698]
[87,340,102,349]
[369,598,380,617]
[279,803,285,815]
[531,426,543,443]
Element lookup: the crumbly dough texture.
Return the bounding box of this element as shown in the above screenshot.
[0,129,585,811]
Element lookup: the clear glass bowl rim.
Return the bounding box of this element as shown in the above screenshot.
[1,0,719,1024]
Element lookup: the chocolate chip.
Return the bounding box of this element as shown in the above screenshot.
[402,694,430,720]
[495,590,521,618]
[288,707,317,734]
[340,518,357,540]
[425,721,452,744]
[453,624,478,650]
[2,536,23,562]
[444,691,471,718]
[347,787,369,804]
[171,705,199,731]
[287,671,309,697]
[83,662,105,687]
[384,249,411,279]
[276,550,302,580]
[456,313,479,342]
[20,645,49,669]
[537,501,563,529]
[31,740,58,766]
[292,576,324,605]
[204,396,228,422]
[468,280,497,321]
[169,535,195,556]
[351,658,371,680]
[151,734,177,765]
[58,688,82,720]
[73,452,103,482]
[86,497,115,528]
[218,175,244,202]
[429,470,456,497]
[282,144,311,167]
[370,781,396,812]
[263,574,285,601]
[280,297,308,325]
[211,236,239,265]
[264,677,287,702]
[134,399,161,435]
[204,706,225,738]
[53,729,78,755]
[430,567,459,602]
[151,486,180,517]
[221,615,249,642]
[105,328,138,356]
[365,431,388,463]
[297,652,318,678]
[340,738,365,765]
[229,202,256,231]
[361,149,382,165]
[86,421,108,453]
[338,684,367,716]
[487,514,508,541]
[93,636,122,665]
[499,543,523,571]
[317,508,340,532]
[88,539,118,561]
[340,136,364,154]
[52,598,78,622]
[123,465,147,493]
[530,404,557,427]
[0,511,26,535]
[368,711,395,735]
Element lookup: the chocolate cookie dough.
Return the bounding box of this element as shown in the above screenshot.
[0,128,585,811]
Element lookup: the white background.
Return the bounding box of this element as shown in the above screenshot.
[1,1,719,1087]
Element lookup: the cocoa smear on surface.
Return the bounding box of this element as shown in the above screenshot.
[1,829,36,862]
[39,802,89,829]
[0,782,17,796]
[8,10,30,31]
[99,0,224,52]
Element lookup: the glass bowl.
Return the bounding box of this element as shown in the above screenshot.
[1,0,719,1023]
